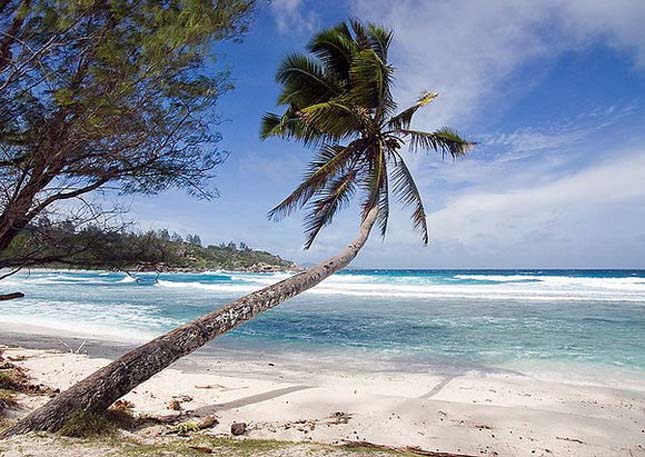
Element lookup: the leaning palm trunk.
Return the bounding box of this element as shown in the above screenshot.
[0,207,378,437]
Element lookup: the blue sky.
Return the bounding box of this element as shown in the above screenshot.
[129,0,645,269]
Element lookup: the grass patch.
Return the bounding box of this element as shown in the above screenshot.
[0,388,18,414]
[58,408,136,438]
[0,389,18,406]
[197,436,293,455]
[96,436,304,457]
[5,433,406,456]
[0,370,24,391]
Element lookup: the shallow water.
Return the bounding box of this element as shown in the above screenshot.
[1,269,644,381]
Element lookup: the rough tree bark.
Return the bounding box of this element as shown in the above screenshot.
[0,292,24,301]
[0,206,379,437]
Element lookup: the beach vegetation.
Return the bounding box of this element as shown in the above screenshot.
[58,408,134,438]
[24,434,403,456]
[0,0,256,278]
[0,389,18,412]
[170,420,201,435]
[0,356,30,413]
[0,370,22,391]
[2,225,295,272]
[2,19,473,438]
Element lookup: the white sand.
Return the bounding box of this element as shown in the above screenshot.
[1,330,644,457]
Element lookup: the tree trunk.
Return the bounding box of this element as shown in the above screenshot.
[0,207,379,437]
[0,179,47,252]
[0,208,32,252]
[0,292,24,301]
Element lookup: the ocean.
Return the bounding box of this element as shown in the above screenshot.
[1,269,644,385]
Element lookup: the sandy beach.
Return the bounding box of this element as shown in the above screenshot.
[1,324,644,457]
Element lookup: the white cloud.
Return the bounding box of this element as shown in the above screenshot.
[345,148,645,269]
[431,150,645,246]
[321,0,645,268]
[351,0,645,128]
[270,0,317,35]
[480,104,638,162]
[127,2,645,269]
[559,0,645,68]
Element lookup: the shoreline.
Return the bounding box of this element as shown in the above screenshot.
[2,326,645,456]
[0,267,300,277]
[2,321,645,393]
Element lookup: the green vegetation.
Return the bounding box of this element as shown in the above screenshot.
[2,226,296,272]
[261,20,474,248]
[169,420,201,435]
[0,370,22,391]
[0,352,26,415]
[58,411,121,438]
[0,0,256,271]
[0,434,401,457]
[58,409,136,438]
[115,437,344,457]
[0,389,18,411]
[0,18,472,440]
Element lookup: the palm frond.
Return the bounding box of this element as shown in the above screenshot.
[348,48,395,115]
[350,18,369,50]
[376,164,389,238]
[260,109,328,146]
[268,142,361,221]
[303,168,358,249]
[386,91,438,130]
[298,100,369,137]
[360,146,386,223]
[400,128,476,159]
[367,23,393,61]
[263,19,475,247]
[260,112,282,139]
[276,53,342,106]
[308,22,355,80]
[390,152,428,244]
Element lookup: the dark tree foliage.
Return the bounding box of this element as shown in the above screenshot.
[0,0,255,265]
[261,20,475,248]
[0,19,474,438]
[0,224,295,274]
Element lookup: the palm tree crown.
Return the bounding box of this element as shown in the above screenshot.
[261,19,475,249]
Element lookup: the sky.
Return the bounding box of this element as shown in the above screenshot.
[129,0,645,269]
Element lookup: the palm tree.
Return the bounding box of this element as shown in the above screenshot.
[261,20,472,248]
[1,19,473,437]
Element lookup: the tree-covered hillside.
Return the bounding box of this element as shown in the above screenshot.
[1,227,297,273]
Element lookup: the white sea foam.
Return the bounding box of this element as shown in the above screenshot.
[151,272,645,302]
[2,270,644,375]
[454,274,645,291]
[156,279,256,293]
[4,270,645,302]
[117,276,136,283]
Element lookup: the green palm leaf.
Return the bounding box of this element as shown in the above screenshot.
[360,146,387,227]
[268,142,361,221]
[298,100,369,138]
[262,19,474,249]
[386,91,438,131]
[260,110,321,146]
[366,23,393,61]
[391,152,429,244]
[276,54,342,106]
[376,167,390,238]
[400,128,475,159]
[303,168,358,249]
[308,23,355,80]
[348,48,395,114]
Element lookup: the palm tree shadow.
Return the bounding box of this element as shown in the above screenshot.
[418,375,459,399]
[191,385,313,416]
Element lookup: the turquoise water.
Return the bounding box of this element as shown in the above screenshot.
[1,269,644,378]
